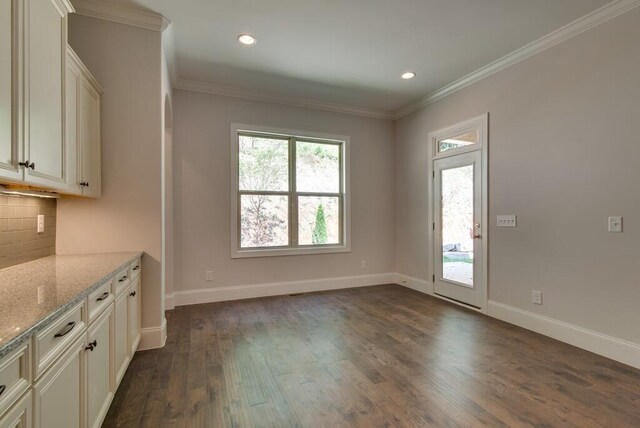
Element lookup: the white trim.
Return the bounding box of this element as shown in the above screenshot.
[427,114,489,313]
[394,273,433,295]
[175,78,395,120]
[229,123,352,259]
[173,273,394,307]
[394,0,640,119]
[71,0,170,31]
[488,301,640,369]
[165,293,175,310]
[138,317,167,350]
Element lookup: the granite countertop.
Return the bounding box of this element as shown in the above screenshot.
[0,252,142,358]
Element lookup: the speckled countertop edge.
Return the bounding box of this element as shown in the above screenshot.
[0,252,143,359]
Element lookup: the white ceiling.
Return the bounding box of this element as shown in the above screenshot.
[94,0,610,114]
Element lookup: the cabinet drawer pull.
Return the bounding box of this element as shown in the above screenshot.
[54,321,76,338]
[0,385,5,397]
[85,340,97,351]
[96,292,110,301]
[129,291,137,297]
[132,265,140,271]
[119,275,128,282]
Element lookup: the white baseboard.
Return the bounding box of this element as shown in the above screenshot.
[488,301,640,369]
[138,317,167,350]
[173,272,395,306]
[165,293,175,310]
[393,273,434,295]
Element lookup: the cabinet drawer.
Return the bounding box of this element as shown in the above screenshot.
[87,280,113,324]
[0,344,30,416]
[33,302,86,378]
[129,258,141,280]
[112,268,130,296]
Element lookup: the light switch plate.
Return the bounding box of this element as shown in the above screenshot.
[37,215,45,233]
[205,270,214,281]
[532,290,543,305]
[608,216,623,232]
[497,215,517,227]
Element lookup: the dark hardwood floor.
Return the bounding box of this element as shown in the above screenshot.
[103,284,640,427]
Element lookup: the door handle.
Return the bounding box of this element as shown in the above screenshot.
[473,233,482,239]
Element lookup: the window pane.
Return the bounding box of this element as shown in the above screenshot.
[298,196,340,245]
[441,165,474,286]
[239,135,289,191]
[296,141,340,193]
[240,195,288,248]
[438,131,479,153]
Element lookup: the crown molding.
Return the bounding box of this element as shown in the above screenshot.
[174,78,395,120]
[71,0,169,31]
[394,0,640,119]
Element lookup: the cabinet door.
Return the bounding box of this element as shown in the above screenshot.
[80,79,101,197]
[113,291,129,388]
[86,307,113,428]
[0,0,22,181]
[0,390,32,428]
[128,278,141,356]
[33,336,84,428]
[64,48,82,195]
[23,0,66,187]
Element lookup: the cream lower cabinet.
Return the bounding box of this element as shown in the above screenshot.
[0,391,32,428]
[113,292,129,388]
[33,336,85,428]
[85,308,113,428]
[127,278,141,355]
[0,259,142,428]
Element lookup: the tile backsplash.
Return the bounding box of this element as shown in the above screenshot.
[0,195,56,269]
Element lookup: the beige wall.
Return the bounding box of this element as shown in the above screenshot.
[173,90,395,292]
[56,15,164,332]
[395,8,640,344]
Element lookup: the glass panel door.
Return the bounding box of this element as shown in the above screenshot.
[434,150,483,308]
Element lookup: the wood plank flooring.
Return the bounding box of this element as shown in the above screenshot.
[102,284,640,427]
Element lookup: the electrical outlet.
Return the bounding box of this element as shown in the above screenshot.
[608,216,623,232]
[532,290,543,305]
[497,215,517,227]
[360,260,367,269]
[205,270,214,281]
[37,215,45,233]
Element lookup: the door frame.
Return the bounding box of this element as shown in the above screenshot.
[427,113,489,313]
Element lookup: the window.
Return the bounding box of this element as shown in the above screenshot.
[437,130,479,154]
[231,125,350,258]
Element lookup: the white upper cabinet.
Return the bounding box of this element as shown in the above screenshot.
[0,0,22,181]
[66,47,102,197]
[0,0,101,197]
[23,0,68,187]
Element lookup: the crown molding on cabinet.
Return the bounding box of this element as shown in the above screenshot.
[394,0,640,119]
[173,78,396,120]
[71,0,170,31]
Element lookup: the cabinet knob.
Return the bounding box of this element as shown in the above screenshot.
[129,290,137,297]
[85,339,97,351]
[18,161,35,170]
[80,181,90,187]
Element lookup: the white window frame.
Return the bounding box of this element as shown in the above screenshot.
[230,123,351,258]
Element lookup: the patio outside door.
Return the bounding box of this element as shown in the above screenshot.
[433,150,484,308]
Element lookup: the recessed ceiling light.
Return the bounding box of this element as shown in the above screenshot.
[401,72,416,80]
[238,34,257,46]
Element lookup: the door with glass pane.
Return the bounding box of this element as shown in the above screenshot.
[434,150,483,308]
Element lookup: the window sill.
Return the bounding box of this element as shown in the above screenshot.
[231,245,351,259]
